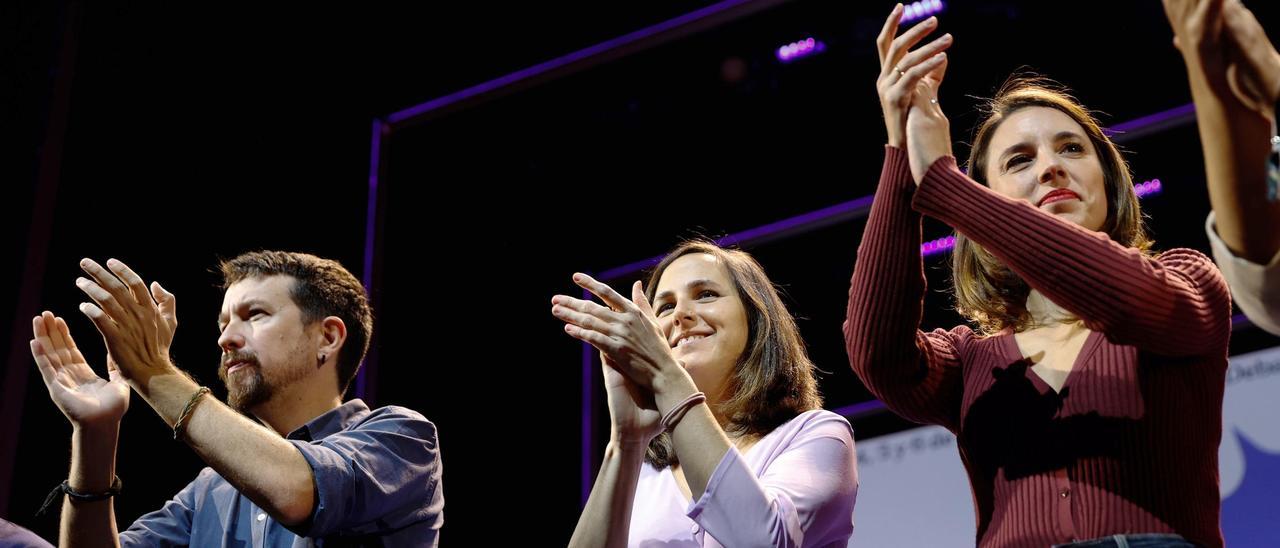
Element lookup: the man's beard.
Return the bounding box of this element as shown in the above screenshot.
[218,350,271,413]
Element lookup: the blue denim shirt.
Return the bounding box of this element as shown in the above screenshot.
[120,399,443,547]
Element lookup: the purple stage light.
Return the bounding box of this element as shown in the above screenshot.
[901,0,945,24]
[777,36,826,63]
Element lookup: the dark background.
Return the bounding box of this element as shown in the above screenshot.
[6,0,1279,541]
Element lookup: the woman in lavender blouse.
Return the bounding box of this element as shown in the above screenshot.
[552,240,858,547]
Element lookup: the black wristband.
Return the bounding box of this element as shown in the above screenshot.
[37,475,122,516]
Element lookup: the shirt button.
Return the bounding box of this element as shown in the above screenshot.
[257,513,267,522]
[1059,489,1071,498]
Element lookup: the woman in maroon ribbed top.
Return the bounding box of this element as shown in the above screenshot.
[845,6,1232,548]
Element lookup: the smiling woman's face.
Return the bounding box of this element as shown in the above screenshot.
[652,253,750,401]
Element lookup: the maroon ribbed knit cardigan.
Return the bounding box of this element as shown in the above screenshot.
[845,147,1231,547]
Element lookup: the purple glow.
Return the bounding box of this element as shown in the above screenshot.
[356,118,386,402]
[900,0,946,24]
[1134,178,1163,198]
[1106,103,1196,142]
[921,235,956,258]
[362,119,383,299]
[776,36,826,63]
[833,399,888,419]
[1232,313,1252,330]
